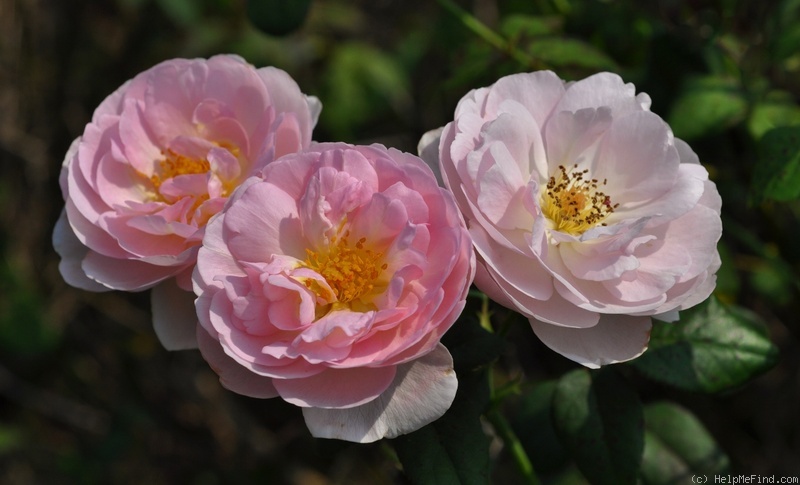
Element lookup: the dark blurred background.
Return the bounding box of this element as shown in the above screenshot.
[1,0,799,483]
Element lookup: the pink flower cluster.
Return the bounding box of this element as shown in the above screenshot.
[54,56,721,441]
[54,55,474,442]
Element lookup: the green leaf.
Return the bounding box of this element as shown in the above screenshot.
[632,297,779,393]
[246,0,313,37]
[775,22,800,63]
[500,14,560,40]
[154,0,201,26]
[393,367,491,485]
[511,381,569,475]
[640,402,729,485]
[747,91,800,139]
[772,0,800,65]
[752,126,800,202]
[525,37,618,71]
[667,76,747,140]
[552,368,644,485]
[321,42,411,139]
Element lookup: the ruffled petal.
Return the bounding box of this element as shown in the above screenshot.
[543,107,612,173]
[52,210,112,292]
[485,70,565,126]
[470,224,553,301]
[223,180,306,262]
[197,325,279,399]
[273,365,397,409]
[82,250,181,291]
[301,344,457,442]
[554,72,648,117]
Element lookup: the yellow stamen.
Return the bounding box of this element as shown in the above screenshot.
[150,149,211,189]
[541,164,617,236]
[303,230,387,303]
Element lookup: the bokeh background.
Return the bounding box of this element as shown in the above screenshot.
[1,0,799,483]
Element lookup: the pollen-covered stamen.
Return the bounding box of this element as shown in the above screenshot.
[304,230,388,303]
[541,164,618,236]
[150,148,211,190]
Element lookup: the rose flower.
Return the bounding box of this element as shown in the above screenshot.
[193,143,475,442]
[53,55,319,348]
[420,71,722,368]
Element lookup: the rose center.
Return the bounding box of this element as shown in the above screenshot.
[541,164,618,236]
[304,230,387,303]
[150,148,211,190]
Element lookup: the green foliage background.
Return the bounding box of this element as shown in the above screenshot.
[1,0,799,483]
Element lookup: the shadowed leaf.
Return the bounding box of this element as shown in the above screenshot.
[640,402,730,484]
[752,125,800,202]
[552,368,644,485]
[632,297,778,393]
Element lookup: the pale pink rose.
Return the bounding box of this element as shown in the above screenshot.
[420,71,722,368]
[193,143,475,442]
[53,55,320,349]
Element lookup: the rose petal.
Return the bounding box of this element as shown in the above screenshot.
[485,70,565,126]
[52,210,111,292]
[197,325,279,399]
[531,314,652,368]
[301,343,457,443]
[592,111,679,204]
[151,277,199,350]
[82,250,181,291]
[417,127,444,186]
[224,180,306,262]
[273,365,397,409]
[553,72,648,117]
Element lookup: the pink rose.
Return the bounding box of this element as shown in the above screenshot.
[193,143,475,442]
[53,55,319,348]
[420,71,722,368]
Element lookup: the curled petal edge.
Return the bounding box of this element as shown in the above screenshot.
[301,343,457,443]
[196,325,279,399]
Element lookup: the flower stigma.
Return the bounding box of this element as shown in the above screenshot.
[541,164,618,236]
[303,229,388,306]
